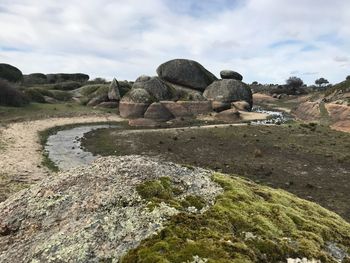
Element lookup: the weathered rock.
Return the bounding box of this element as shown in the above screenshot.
[144,102,174,121]
[203,79,253,109]
[157,59,217,91]
[231,100,251,111]
[216,108,240,122]
[211,101,231,112]
[160,101,192,118]
[0,63,23,82]
[119,102,149,118]
[108,78,121,101]
[132,77,174,101]
[87,95,108,107]
[135,75,151,82]
[164,81,205,101]
[177,101,212,115]
[291,101,321,121]
[23,73,47,85]
[128,118,160,127]
[121,88,154,104]
[0,155,221,263]
[95,101,119,108]
[220,70,243,81]
[120,89,154,118]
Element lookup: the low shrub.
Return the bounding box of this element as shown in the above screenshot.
[0,79,29,106]
[23,88,46,103]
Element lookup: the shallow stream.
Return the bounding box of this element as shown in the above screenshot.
[45,108,292,171]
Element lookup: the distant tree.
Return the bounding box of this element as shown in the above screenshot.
[346,75,350,81]
[252,81,258,85]
[286,76,304,94]
[315,77,329,87]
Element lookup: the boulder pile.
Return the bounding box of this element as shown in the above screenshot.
[118,59,253,125]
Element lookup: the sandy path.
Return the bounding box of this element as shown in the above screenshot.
[0,115,123,184]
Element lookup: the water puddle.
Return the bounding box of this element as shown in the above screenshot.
[251,106,292,125]
[45,124,117,171]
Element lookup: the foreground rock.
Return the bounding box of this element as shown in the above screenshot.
[0,156,221,262]
[203,79,253,109]
[157,59,217,91]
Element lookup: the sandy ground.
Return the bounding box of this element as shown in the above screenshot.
[0,115,123,184]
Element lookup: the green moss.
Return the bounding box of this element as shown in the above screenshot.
[122,173,350,263]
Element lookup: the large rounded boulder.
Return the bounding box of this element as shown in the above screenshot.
[220,70,243,81]
[0,63,23,82]
[156,59,217,91]
[203,79,253,109]
[119,88,154,118]
[132,76,175,101]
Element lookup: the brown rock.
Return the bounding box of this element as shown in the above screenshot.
[231,101,250,111]
[216,108,240,122]
[119,102,149,119]
[128,118,160,127]
[160,101,192,118]
[144,102,174,121]
[291,101,321,121]
[211,101,231,112]
[177,101,212,115]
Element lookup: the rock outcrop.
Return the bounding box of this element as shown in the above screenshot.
[0,156,221,262]
[119,88,154,118]
[157,59,217,91]
[108,78,121,101]
[132,76,174,101]
[144,102,174,121]
[203,79,253,109]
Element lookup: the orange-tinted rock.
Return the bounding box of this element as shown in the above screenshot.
[144,102,174,121]
[119,102,149,118]
[160,101,192,118]
[177,101,212,115]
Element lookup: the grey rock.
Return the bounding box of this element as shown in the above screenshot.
[203,79,253,109]
[157,59,217,91]
[108,78,121,101]
[135,75,151,82]
[220,70,243,81]
[87,95,108,107]
[0,155,222,262]
[132,77,174,101]
[121,88,154,104]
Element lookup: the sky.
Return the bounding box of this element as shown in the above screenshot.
[0,0,349,85]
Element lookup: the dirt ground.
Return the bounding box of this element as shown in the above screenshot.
[0,114,123,201]
[83,124,350,221]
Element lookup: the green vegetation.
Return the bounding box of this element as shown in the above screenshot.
[136,177,206,212]
[0,79,29,107]
[0,103,112,123]
[0,172,29,203]
[324,80,350,96]
[122,173,350,263]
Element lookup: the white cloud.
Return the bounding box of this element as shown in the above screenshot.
[0,0,349,84]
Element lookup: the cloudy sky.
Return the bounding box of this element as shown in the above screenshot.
[0,0,349,84]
